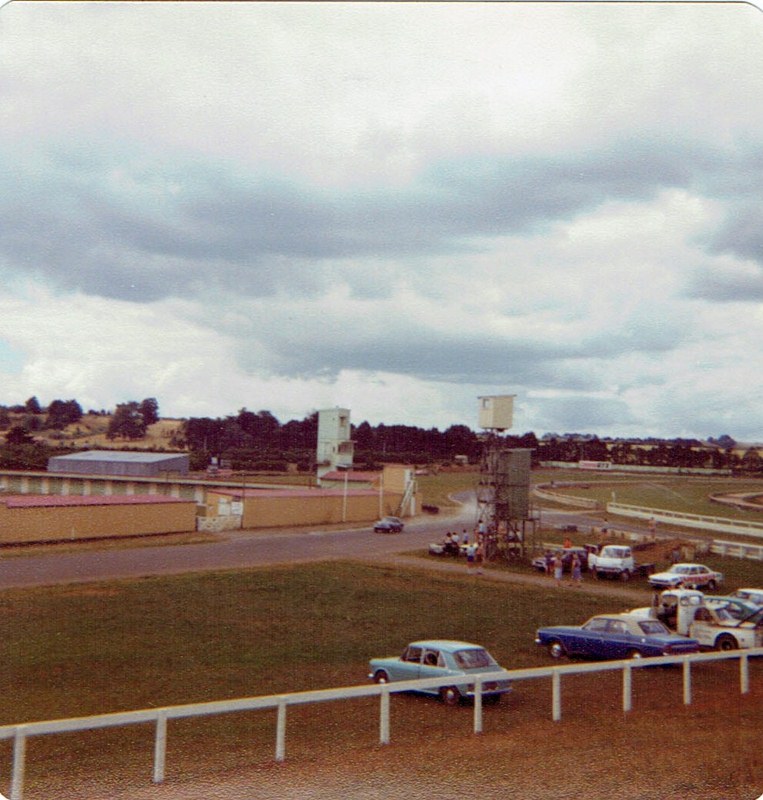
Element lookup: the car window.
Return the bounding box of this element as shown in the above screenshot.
[583,618,610,632]
[453,648,494,669]
[608,620,628,634]
[639,620,669,635]
[402,646,422,663]
[423,649,441,667]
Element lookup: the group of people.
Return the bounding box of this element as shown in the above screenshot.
[544,549,584,587]
[439,528,485,573]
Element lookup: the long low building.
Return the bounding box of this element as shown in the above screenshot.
[48,450,190,477]
[0,494,198,545]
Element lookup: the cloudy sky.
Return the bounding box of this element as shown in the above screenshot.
[1,1,762,439]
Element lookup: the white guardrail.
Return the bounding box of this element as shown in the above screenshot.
[607,502,763,539]
[0,648,760,800]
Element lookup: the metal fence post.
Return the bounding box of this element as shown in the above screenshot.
[379,686,390,745]
[683,659,692,706]
[740,653,750,695]
[552,671,562,722]
[152,712,167,784]
[11,727,27,800]
[473,679,483,735]
[622,664,632,713]
[275,699,287,762]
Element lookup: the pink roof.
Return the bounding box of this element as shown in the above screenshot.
[209,487,379,499]
[1,494,194,509]
[320,470,380,482]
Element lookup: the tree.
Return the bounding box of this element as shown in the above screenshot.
[107,402,147,440]
[46,399,83,430]
[139,398,160,427]
[6,425,36,445]
[25,396,42,415]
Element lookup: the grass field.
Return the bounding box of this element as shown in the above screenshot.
[2,559,763,799]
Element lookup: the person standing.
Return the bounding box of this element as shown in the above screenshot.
[466,540,477,574]
[553,552,564,586]
[571,553,582,586]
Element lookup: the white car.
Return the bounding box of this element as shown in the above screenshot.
[648,563,723,590]
[731,588,763,607]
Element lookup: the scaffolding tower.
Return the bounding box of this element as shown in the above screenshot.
[476,442,535,561]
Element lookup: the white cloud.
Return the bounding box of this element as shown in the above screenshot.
[2,2,763,439]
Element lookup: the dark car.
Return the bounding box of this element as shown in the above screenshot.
[373,516,404,533]
[536,613,700,661]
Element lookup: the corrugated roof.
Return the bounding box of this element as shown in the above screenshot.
[49,450,187,464]
[1,494,194,509]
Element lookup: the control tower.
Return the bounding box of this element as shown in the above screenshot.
[316,408,354,480]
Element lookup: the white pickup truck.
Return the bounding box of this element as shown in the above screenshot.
[631,589,763,651]
[587,544,636,581]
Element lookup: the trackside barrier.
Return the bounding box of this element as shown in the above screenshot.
[1,648,760,800]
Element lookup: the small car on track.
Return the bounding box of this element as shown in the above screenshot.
[368,639,511,705]
[373,516,404,533]
[535,613,700,661]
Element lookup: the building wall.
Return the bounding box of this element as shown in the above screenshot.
[0,498,197,545]
[206,489,404,529]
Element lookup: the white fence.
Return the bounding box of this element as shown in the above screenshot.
[607,502,763,539]
[0,648,760,800]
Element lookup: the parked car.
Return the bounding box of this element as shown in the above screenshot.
[535,613,700,661]
[648,563,723,590]
[704,595,761,621]
[368,640,512,705]
[373,516,404,533]
[730,588,763,607]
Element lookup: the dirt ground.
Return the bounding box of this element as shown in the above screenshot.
[26,652,763,800]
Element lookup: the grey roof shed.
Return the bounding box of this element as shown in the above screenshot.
[47,450,190,477]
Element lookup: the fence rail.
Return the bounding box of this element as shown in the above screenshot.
[607,502,763,539]
[1,648,760,800]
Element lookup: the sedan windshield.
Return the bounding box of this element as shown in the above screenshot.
[453,649,495,669]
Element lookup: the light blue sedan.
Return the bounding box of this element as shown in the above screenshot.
[368,639,512,706]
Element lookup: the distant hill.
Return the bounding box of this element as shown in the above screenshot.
[1,414,187,451]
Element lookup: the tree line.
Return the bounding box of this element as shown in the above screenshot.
[0,396,759,475]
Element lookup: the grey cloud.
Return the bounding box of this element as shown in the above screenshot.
[686,266,763,303]
[532,395,636,433]
[1,136,719,304]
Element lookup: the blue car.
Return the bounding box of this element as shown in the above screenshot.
[368,639,512,705]
[536,613,700,660]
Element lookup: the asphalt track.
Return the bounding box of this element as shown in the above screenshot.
[0,504,602,591]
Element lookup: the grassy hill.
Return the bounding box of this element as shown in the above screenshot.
[1,413,187,451]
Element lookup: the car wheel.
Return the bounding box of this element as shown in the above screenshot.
[626,649,643,660]
[716,634,738,652]
[708,579,717,590]
[440,686,461,706]
[373,670,391,684]
[547,640,567,660]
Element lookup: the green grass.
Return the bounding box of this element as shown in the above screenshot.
[2,562,612,724]
[544,475,763,520]
[2,559,762,797]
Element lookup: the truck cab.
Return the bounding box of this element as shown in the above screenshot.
[633,588,763,651]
